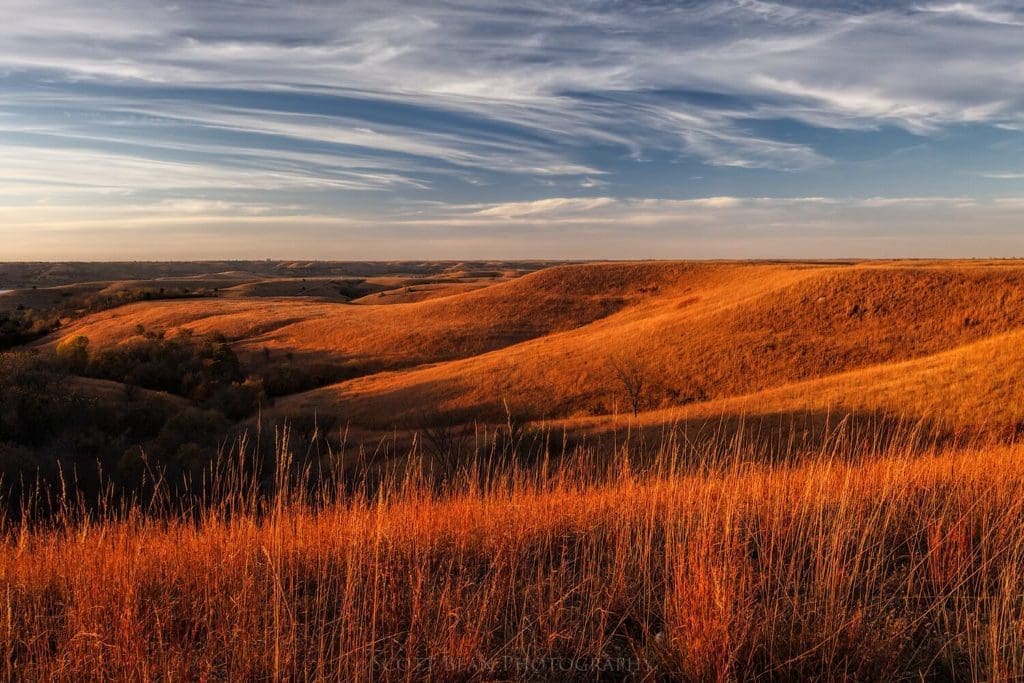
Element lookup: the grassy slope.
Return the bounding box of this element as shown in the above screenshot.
[347,280,497,304]
[267,262,822,424]
[66,376,191,410]
[47,262,736,374]
[14,261,1024,679]
[560,326,1024,442]
[7,441,1024,679]
[271,262,1024,431]
[44,260,1024,434]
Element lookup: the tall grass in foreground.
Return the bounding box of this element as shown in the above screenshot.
[3,424,1024,680]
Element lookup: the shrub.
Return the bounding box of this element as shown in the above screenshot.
[204,378,266,421]
[262,362,350,397]
[87,332,244,401]
[55,335,90,373]
[0,308,60,350]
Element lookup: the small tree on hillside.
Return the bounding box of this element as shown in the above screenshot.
[55,335,90,374]
[419,409,471,475]
[610,351,650,418]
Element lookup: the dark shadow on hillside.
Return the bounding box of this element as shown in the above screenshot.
[568,409,977,467]
[309,407,1007,478]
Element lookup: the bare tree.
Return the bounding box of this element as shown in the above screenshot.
[610,351,649,417]
[419,410,472,476]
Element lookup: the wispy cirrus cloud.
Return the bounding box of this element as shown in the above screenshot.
[5,194,1022,261]
[2,1,1024,257]
[915,2,1024,26]
[978,172,1024,180]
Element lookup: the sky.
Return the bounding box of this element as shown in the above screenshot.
[2,0,1024,260]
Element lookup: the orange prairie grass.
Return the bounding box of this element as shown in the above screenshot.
[3,429,1024,680]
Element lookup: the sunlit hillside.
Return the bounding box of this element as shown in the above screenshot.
[566,326,1024,441]
[3,259,1024,679]
[36,261,1024,445]
[8,0,1024,677]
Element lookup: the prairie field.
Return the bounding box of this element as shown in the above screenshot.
[3,259,1024,680]
[5,431,1024,680]
[8,0,1024,678]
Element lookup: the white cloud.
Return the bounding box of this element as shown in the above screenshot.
[471,197,616,219]
[5,194,1022,260]
[979,172,1024,179]
[915,2,1024,26]
[2,1,1024,258]
[8,0,1021,175]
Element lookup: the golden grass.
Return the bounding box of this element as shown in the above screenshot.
[5,433,1024,680]
[348,280,495,305]
[45,260,1024,438]
[17,260,1024,679]
[48,262,696,375]
[269,262,1024,433]
[562,326,1024,442]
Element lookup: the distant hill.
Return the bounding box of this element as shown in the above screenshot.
[42,260,1024,439]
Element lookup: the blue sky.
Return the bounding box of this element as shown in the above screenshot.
[2,0,1024,259]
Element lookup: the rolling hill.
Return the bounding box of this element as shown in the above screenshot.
[42,260,1024,441]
